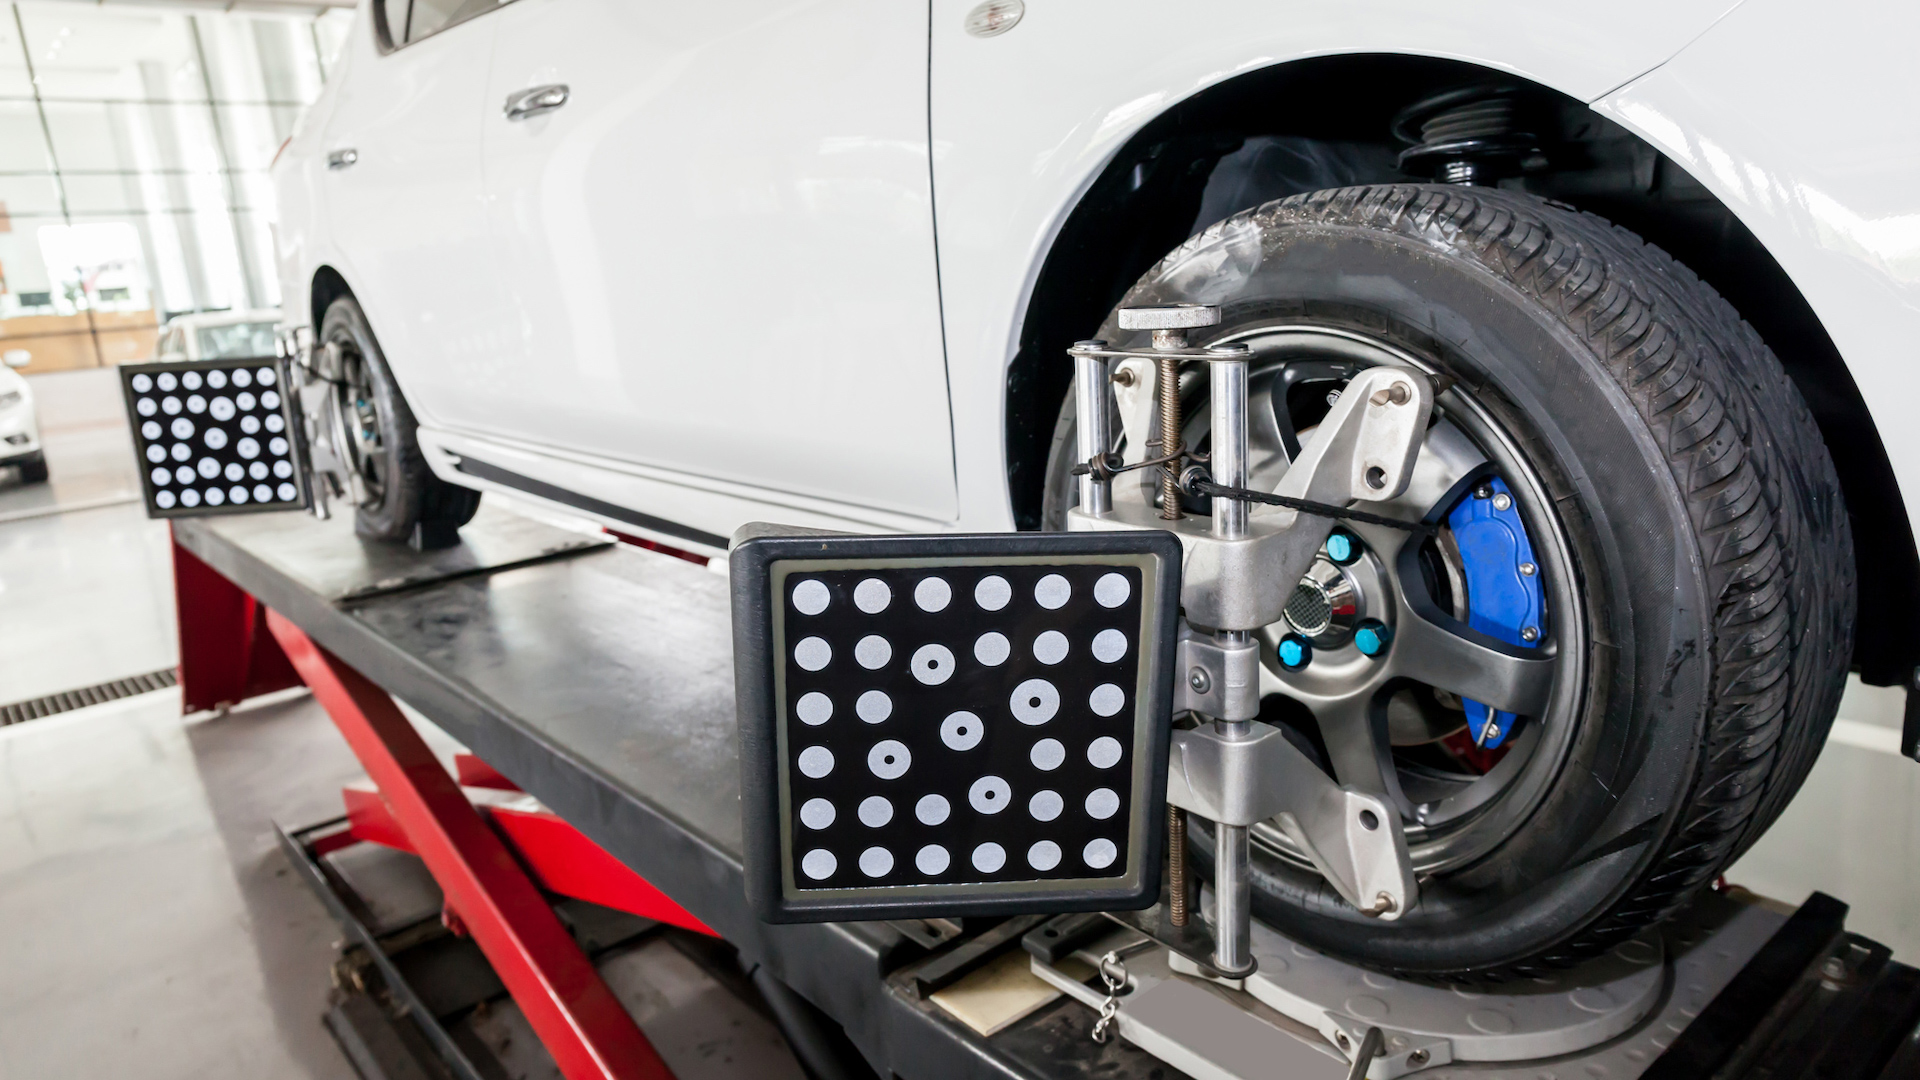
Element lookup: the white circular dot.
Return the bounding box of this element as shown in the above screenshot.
[173,465,193,484]
[792,579,830,615]
[1029,738,1065,771]
[973,632,1011,667]
[915,845,950,875]
[154,490,176,509]
[236,391,256,410]
[224,462,244,482]
[1089,683,1125,717]
[161,396,181,415]
[181,371,202,391]
[914,577,951,612]
[256,367,275,386]
[249,461,268,480]
[969,775,1011,814]
[1010,679,1060,725]
[268,437,288,457]
[868,740,911,780]
[170,442,191,462]
[197,458,219,479]
[801,849,836,880]
[854,578,891,613]
[916,794,950,825]
[974,575,1012,611]
[1084,838,1118,869]
[1092,629,1128,663]
[209,396,235,421]
[1034,573,1071,609]
[855,634,892,669]
[797,746,834,779]
[1032,630,1069,665]
[157,372,178,391]
[911,643,955,685]
[264,413,285,433]
[1088,736,1124,769]
[1094,572,1131,608]
[273,460,293,478]
[136,397,157,417]
[277,482,298,501]
[206,487,227,506]
[940,711,983,751]
[150,467,170,486]
[253,483,273,503]
[145,444,166,464]
[261,390,281,410]
[206,370,226,389]
[1028,790,1063,821]
[794,636,831,671]
[796,692,832,725]
[141,420,161,440]
[186,394,205,414]
[799,798,835,829]
[170,417,195,439]
[239,415,260,434]
[1028,841,1062,872]
[858,795,893,828]
[131,374,153,392]
[237,437,260,459]
[204,428,228,450]
[231,368,252,388]
[856,689,892,723]
[972,843,1007,873]
[179,489,200,508]
[1086,788,1121,819]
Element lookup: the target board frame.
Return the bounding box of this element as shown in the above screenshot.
[732,529,1181,922]
[119,356,311,519]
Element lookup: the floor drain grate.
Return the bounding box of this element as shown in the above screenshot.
[0,668,179,727]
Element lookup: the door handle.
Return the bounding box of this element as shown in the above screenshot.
[326,148,358,170]
[504,84,569,121]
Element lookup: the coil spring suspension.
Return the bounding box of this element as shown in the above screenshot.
[1393,85,1545,186]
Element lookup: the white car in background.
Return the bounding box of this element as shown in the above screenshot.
[155,310,283,363]
[270,0,1916,981]
[0,353,45,485]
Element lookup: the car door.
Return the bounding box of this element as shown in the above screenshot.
[321,0,508,428]
[479,0,956,521]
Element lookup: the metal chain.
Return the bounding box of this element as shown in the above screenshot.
[1089,950,1131,1044]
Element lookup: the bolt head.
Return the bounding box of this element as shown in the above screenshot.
[1408,1048,1431,1066]
[1519,561,1537,577]
[1520,626,1540,643]
[1354,619,1393,657]
[1187,667,1211,694]
[1491,492,1513,512]
[1474,484,1493,499]
[1325,528,1361,565]
[1277,634,1312,670]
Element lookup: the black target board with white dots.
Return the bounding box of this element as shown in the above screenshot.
[119,358,309,519]
[732,530,1182,922]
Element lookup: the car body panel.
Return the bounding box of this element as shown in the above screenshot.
[0,367,42,463]
[1594,0,1920,548]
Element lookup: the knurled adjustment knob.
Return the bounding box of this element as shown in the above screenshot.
[1117,304,1221,331]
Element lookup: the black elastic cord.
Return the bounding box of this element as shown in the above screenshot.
[1187,478,1435,535]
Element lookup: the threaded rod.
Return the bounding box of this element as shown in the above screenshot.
[1168,805,1188,927]
[1158,355,1182,520]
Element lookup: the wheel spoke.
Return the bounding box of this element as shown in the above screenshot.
[1311,695,1410,813]
[1389,609,1556,717]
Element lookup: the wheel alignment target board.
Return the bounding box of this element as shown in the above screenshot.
[732,531,1181,922]
[120,357,311,518]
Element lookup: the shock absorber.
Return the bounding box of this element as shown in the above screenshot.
[1393,84,1544,186]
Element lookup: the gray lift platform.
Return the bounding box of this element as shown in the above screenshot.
[171,505,1920,1080]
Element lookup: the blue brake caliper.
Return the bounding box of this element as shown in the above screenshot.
[1445,477,1544,748]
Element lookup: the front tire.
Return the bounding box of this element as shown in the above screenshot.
[318,295,480,544]
[1043,185,1853,980]
[15,453,47,484]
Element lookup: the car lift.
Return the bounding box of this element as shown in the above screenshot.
[170,501,1920,1080]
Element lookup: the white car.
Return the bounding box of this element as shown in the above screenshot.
[0,354,46,485]
[271,0,1914,980]
[155,310,283,362]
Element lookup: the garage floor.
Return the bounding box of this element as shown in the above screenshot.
[1,367,1916,1076]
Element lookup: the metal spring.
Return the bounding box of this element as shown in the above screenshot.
[1157,355,1182,520]
[1168,805,1188,926]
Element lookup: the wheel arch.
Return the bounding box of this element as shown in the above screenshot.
[1004,52,1915,683]
[310,265,354,338]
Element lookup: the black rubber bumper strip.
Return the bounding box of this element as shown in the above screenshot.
[453,455,729,550]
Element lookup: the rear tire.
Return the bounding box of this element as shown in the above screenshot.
[15,453,47,484]
[318,295,480,544]
[1043,184,1854,980]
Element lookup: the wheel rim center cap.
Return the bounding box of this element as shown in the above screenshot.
[1282,557,1361,647]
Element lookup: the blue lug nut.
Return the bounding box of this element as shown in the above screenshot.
[1277,633,1313,670]
[1354,619,1393,658]
[1325,527,1361,566]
